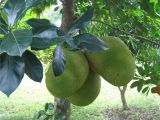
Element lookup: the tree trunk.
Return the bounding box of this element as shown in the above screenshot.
[118,85,129,110]
[54,98,71,120]
[54,0,75,120]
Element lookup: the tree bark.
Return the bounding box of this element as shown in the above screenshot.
[60,0,75,31]
[118,85,129,110]
[54,0,75,120]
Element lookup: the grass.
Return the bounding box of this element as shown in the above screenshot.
[0,75,160,120]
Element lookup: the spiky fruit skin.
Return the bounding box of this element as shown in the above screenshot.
[45,49,89,98]
[68,70,101,106]
[86,36,135,86]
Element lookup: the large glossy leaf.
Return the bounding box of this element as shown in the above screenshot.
[31,28,59,49]
[3,0,46,26]
[26,0,46,8]
[22,50,43,82]
[27,19,61,50]
[0,10,8,25]
[0,29,32,56]
[68,7,94,32]
[26,18,53,31]
[0,15,8,34]
[53,46,66,76]
[64,35,77,50]
[74,33,108,51]
[3,0,26,26]
[0,53,25,96]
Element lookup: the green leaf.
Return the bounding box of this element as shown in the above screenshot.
[3,0,26,26]
[130,81,139,88]
[26,18,55,32]
[0,11,8,25]
[47,103,54,110]
[74,33,108,51]
[37,110,46,119]
[137,66,145,76]
[151,87,157,93]
[27,19,61,50]
[32,113,40,120]
[22,50,43,82]
[45,103,54,116]
[3,0,46,26]
[68,7,94,32]
[0,53,25,96]
[140,0,157,17]
[45,103,54,111]
[54,6,59,11]
[142,86,149,93]
[64,35,77,50]
[0,29,32,56]
[45,103,49,111]
[0,16,8,35]
[53,46,66,76]
[31,28,60,50]
[0,34,4,39]
[137,84,143,92]
[26,0,46,8]
[54,113,65,120]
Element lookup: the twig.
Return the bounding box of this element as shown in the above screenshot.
[92,20,160,46]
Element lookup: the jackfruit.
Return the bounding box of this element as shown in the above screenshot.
[68,70,101,106]
[86,36,135,86]
[45,49,89,98]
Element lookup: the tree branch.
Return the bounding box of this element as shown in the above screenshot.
[118,86,122,92]
[92,20,160,46]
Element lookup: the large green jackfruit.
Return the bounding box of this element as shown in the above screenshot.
[86,36,135,86]
[68,70,101,106]
[45,49,89,98]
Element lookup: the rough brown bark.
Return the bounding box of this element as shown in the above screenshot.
[118,85,129,110]
[54,0,75,120]
[60,0,75,31]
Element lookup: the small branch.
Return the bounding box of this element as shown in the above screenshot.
[118,86,122,92]
[118,85,127,94]
[122,85,127,94]
[92,20,160,46]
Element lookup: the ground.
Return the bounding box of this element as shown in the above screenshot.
[0,75,159,120]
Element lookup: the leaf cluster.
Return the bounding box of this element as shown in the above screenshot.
[131,48,160,95]
[33,102,65,120]
[0,0,108,96]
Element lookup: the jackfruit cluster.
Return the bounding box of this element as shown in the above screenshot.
[45,36,135,106]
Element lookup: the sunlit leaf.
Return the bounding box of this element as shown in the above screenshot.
[0,29,32,56]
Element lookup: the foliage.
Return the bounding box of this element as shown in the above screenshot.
[31,0,58,16]
[0,0,46,96]
[0,0,108,96]
[76,0,160,51]
[26,6,107,77]
[131,47,160,95]
[1,0,159,110]
[33,102,67,120]
[0,79,160,120]
[75,0,160,95]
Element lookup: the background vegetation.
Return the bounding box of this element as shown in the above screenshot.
[0,76,160,120]
[0,0,160,119]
